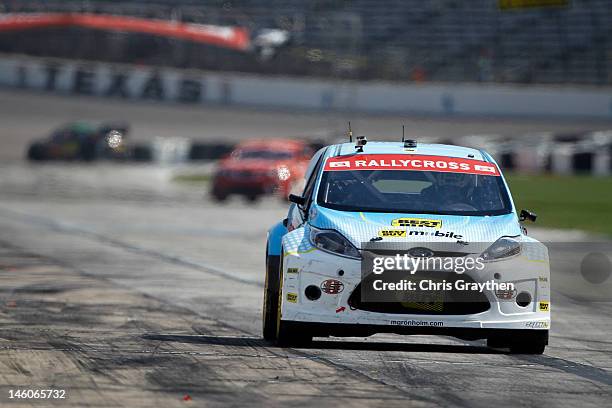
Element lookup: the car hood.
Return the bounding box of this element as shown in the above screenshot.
[218,159,288,172]
[309,205,522,252]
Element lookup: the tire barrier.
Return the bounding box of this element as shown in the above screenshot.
[129,144,153,162]
[188,143,235,161]
[460,131,612,175]
[549,132,612,176]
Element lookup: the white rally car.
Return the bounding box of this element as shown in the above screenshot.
[264,139,550,354]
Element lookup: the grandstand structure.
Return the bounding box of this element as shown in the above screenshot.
[0,0,610,85]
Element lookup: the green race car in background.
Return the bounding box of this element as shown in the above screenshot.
[26,122,130,161]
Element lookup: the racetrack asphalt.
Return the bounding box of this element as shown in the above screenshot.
[0,90,611,407]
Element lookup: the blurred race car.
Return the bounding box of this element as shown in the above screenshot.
[210,139,312,202]
[264,138,549,353]
[26,122,129,161]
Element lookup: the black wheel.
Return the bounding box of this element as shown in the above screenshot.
[131,145,153,162]
[26,143,47,161]
[245,194,259,203]
[262,248,281,342]
[263,248,312,346]
[509,342,546,355]
[273,250,313,347]
[488,330,547,355]
[211,190,228,202]
[276,320,313,347]
[80,141,97,161]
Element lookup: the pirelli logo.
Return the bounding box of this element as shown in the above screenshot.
[539,301,550,312]
[379,229,406,238]
[391,218,442,229]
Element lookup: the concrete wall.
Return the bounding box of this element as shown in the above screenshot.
[0,54,610,119]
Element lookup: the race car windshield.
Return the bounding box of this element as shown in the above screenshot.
[317,170,512,216]
[235,149,294,160]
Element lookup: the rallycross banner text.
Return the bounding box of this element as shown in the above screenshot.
[324,154,500,176]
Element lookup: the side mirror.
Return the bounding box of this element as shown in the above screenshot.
[288,194,306,206]
[519,209,537,222]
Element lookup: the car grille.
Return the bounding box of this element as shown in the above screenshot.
[348,271,490,315]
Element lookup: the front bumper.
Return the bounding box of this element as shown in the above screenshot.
[280,246,551,333]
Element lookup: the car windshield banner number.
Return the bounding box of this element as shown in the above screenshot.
[324,154,500,176]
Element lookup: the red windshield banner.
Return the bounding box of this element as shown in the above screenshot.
[324,154,500,176]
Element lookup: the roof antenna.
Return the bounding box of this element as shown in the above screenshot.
[347,122,353,143]
[402,125,405,142]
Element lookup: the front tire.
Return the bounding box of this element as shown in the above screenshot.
[27,143,47,161]
[245,194,259,203]
[263,248,312,346]
[510,342,546,355]
[488,330,547,355]
[262,249,281,342]
[80,140,97,161]
[276,321,313,347]
[210,184,228,202]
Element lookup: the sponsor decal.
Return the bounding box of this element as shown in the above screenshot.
[538,276,548,282]
[405,230,463,240]
[287,267,299,274]
[328,160,351,168]
[335,306,346,313]
[539,301,550,312]
[320,279,344,294]
[526,321,549,328]
[324,154,500,176]
[392,218,442,229]
[286,293,298,303]
[379,229,407,238]
[495,286,517,300]
[389,320,444,327]
[16,62,209,103]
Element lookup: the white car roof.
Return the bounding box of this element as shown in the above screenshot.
[330,141,488,162]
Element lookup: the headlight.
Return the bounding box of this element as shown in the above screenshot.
[277,166,291,181]
[481,237,521,262]
[309,226,361,259]
[106,131,123,149]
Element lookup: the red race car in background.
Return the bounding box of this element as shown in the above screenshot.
[211,139,313,202]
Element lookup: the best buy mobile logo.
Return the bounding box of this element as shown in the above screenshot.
[379,229,407,237]
[391,218,442,229]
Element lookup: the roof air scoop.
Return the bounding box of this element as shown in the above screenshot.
[404,139,417,148]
